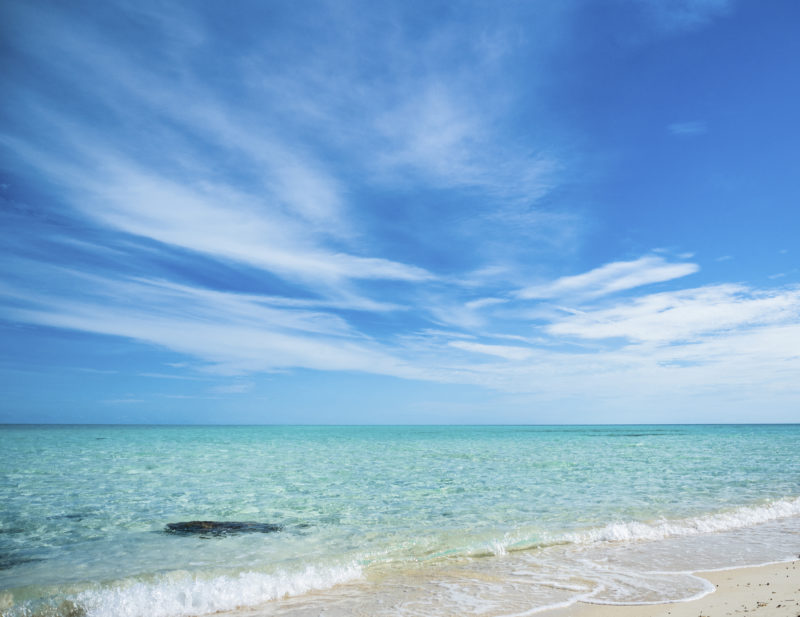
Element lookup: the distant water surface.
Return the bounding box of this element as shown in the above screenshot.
[0,424,798,616]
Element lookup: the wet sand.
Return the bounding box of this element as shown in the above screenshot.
[546,560,799,617]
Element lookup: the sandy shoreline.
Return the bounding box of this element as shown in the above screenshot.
[545,560,799,617]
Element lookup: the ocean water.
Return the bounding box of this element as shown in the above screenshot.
[0,424,798,617]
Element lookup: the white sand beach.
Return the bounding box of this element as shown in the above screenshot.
[547,560,799,617]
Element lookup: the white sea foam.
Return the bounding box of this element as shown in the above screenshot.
[49,564,361,617]
[475,496,800,559]
[560,496,800,545]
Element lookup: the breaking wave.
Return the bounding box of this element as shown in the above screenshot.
[5,563,362,617]
[561,495,800,544]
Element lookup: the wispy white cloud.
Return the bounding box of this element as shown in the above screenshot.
[139,372,202,381]
[465,297,507,310]
[1,0,579,301]
[448,341,533,361]
[5,133,431,288]
[1,268,418,378]
[376,83,558,202]
[1,1,437,291]
[518,255,699,300]
[546,284,800,343]
[639,0,732,31]
[668,121,708,136]
[211,382,254,394]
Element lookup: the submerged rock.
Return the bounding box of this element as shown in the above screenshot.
[0,554,43,570]
[165,521,282,536]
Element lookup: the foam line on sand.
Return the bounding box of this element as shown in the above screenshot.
[544,560,799,617]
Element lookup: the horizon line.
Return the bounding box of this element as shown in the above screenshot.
[2,422,798,427]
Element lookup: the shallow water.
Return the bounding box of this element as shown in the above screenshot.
[1,424,798,616]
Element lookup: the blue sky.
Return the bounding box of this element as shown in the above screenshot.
[1,0,798,424]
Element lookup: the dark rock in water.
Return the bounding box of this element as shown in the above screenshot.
[165,521,282,536]
[0,554,43,570]
[48,512,86,521]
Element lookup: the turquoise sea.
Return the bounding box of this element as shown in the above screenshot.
[1,424,798,617]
